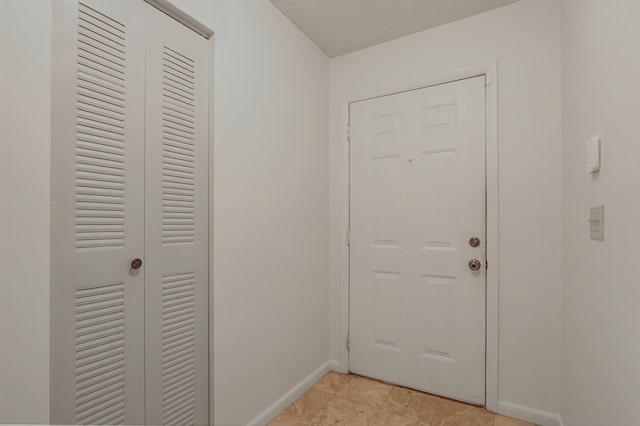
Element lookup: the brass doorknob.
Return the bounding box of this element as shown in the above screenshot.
[468,259,482,271]
[469,237,481,248]
[130,258,143,270]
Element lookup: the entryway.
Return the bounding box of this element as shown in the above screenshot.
[348,76,487,405]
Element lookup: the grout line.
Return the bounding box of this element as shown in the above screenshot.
[333,393,376,408]
[430,398,443,425]
[332,376,394,411]
[367,409,379,426]
[310,391,335,422]
[378,385,395,409]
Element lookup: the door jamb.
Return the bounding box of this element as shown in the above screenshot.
[338,62,499,411]
[207,32,216,426]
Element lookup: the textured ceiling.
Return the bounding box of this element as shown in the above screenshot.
[270,0,522,57]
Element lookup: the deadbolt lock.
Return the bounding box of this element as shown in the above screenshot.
[469,237,481,248]
[468,259,482,272]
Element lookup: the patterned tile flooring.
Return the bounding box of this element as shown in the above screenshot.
[268,372,534,426]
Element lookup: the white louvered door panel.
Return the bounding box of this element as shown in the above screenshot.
[144,6,210,426]
[51,1,146,424]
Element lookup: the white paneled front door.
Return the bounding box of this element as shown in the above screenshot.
[349,76,487,404]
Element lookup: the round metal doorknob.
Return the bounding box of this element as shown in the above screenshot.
[469,237,481,248]
[468,259,482,272]
[130,258,143,270]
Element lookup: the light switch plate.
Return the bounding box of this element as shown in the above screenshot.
[589,205,605,240]
[586,137,601,173]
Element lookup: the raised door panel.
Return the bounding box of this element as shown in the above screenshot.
[144,5,210,426]
[51,1,146,424]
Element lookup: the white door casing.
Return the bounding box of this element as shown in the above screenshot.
[144,5,210,426]
[349,76,487,404]
[51,0,147,423]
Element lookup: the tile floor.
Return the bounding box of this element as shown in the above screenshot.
[268,372,534,426]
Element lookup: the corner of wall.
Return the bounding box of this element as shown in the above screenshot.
[246,361,338,426]
[496,401,564,426]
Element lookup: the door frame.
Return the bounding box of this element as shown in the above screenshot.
[336,62,499,411]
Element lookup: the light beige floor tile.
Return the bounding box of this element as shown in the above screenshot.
[310,396,377,426]
[432,399,494,426]
[276,374,506,426]
[268,410,313,426]
[336,376,393,408]
[286,388,334,419]
[370,410,425,426]
[494,414,534,426]
[313,371,352,395]
[381,387,441,424]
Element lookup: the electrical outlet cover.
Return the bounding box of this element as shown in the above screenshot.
[590,205,605,240]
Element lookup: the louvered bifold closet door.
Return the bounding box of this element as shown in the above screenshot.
[51,0,146,424]
[143,6,210,426]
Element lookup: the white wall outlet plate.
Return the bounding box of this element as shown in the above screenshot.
[586,137,601,173]
[589,205,605,240]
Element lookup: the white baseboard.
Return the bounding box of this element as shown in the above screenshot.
[334,361,348,374]
[496,400,563,426]
[247,360,339,426]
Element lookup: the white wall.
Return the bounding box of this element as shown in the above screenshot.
[165,1,331,425]
[329,0,564,423]
[0,1,51,423]
[561,1,640,425]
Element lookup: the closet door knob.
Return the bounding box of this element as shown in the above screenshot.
[130,258,143,270]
